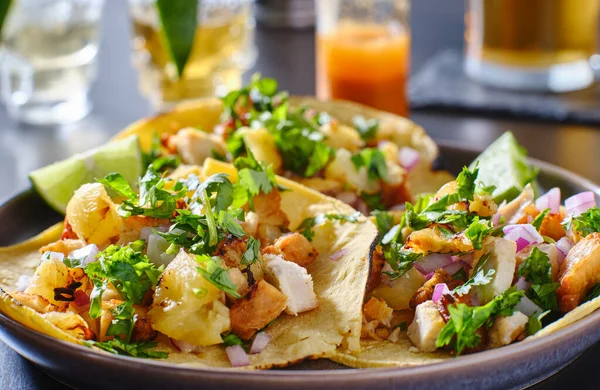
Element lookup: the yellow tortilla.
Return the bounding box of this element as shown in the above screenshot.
[0,159,378,369]
[113,96,454,199]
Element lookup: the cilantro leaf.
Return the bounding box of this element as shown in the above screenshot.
[567,207,600,237]
[86,337,168,359]
[372,210,394,234]
[517,247,559,311]
[532,208,550,231]
[106,300,136,342]
[383,243,424,280]
[436,287,524,355]
[142,133,180,173]
[456,165,479,201]
[223,333,244,347]
[464,217,493,250]
[585,283,600,303]
[351,148,389,183]
[196,255,241,298]
[98,173,138,199]
[242,236,260,266]
[360,192,386,211]
[352,115,379,141]
[526,310,550,336]
[453,268,494,296]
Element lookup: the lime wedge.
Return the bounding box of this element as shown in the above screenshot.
[29,135,142,214]
[470,132,539,203]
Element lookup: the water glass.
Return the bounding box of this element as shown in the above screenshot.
[0,0,105,125]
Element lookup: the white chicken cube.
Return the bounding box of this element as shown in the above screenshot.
[407,300,446,352]
[319,122,364,153]
[263,254,318,315]
[168,127,227,165]
[324,148,380,194]
[488,311,528,348]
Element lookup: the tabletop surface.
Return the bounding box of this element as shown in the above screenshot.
[1,1,600,388]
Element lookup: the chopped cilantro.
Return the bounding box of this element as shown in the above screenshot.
[567,207,600,237]
[532,208,550,231]
[223,333,244,347]
[360,192,386,211]
[86,337,168,359]
[383,243,424,280]
[106,300,136,342]
[84,241,163,319]
[396,322,408,332]
[452,253,494,296]
[464,217,493,250]
[192,287,207,298]
[242,236,260,266]
[372,210,394,234]
[351,148,389,183]
[517,247,559,312]
[436,287,524,355]
[585,283,600,303]
[272,125,334,177]
[352,115,379,141]
[233,152,283,208]
[452,268,468,282]
[526,310,550,336]
[142,133,180,173]
[196,255,241,298]
[297,212,361,241]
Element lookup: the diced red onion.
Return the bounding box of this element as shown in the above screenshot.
[390,204,406,211]
[330,248,348,261]
[516,276,530,291]
[555,237,574,265]
[171,339,203,353]
[491,211,502,227]
[226,345,250,367]
[442,260,468,276]
[432,283,450,303]
[68,244,99,267]
[424,272,434,281]
[535,188,561,214]
[565,191,596,217]
[514,295,542,317]
[459,253,476,267]
[413,253,453,275]
[249,332,272,354]
[15,275,31,292]
[397,147,421,172]
[43,251,64,262]
[503,224,543,252]
[73,290,90,306]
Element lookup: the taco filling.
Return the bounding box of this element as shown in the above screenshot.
[2,155,376,368]
[120,74,452,214]
[358,163,600,357]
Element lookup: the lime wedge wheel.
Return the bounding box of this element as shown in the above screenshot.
[29,135,143,214]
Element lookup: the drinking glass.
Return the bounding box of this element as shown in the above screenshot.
[316,0,410,116]
[465,0,600,92]
[0,0,105,125]
[128,0,257,112]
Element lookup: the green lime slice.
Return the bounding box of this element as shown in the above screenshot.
[470,132,539,203]
[29,135,142,214]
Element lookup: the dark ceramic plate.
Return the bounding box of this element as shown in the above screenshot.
[1,143,599,390]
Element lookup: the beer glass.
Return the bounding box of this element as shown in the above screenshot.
[316,0,410,116]
[128,0,257,111]
[465,0,599,92]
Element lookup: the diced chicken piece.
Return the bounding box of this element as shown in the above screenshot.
[469,193,498,218]
[488,311,528,348]
[363,297,393,327]
[319,122,364,153]
[272,232,319,267]
[498,185,535,224]
[213,235,248,269]
[239,211,259,236]
[473,237,517,304]
[40,239,86,256]
[407,301,446,352]
[409,269,462,310]
[263,254,319,315]
[539,212,567,241]
[10,292,57,313]
[252,190,290,229]
[557,232,600,313]
[42,311,95,340]
[99,299,157,342]
[229,279,288,340]
[378,141,400,163]
[238,127,283,173]
[405,228,474,254]
[167,127,227,166]
[325,148,380,194]
[228,268,250,297]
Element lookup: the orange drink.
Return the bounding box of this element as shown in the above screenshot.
[317,22,410,116]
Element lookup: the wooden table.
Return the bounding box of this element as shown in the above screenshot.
[1,1,599,388]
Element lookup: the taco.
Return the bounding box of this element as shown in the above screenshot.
[330,159,600,368]
[114,75,453,215]
[0,156,378,369]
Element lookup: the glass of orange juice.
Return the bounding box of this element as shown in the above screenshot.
[316,0,410,116]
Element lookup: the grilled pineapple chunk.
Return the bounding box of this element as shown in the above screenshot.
[371,267,426,310]
[66,183,121,247]
[25,258,77,307]
[239,127,282,173]
[319,122,364,153]
[148,250,230,346]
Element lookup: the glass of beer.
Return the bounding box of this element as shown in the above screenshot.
[316,0,410,116]
[465,0,600,92]
[128,0,257,111]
